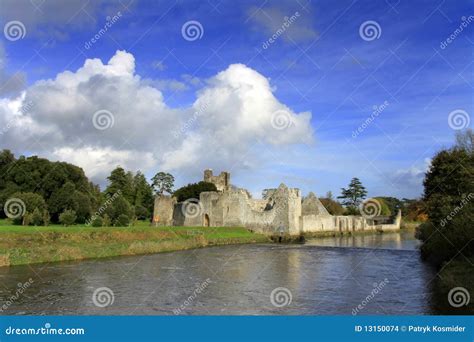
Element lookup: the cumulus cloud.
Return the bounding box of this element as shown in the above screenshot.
[0,50,313,185]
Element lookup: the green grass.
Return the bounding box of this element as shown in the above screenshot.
[0,219,270,266]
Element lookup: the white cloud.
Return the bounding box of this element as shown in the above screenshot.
[0,50,314,186]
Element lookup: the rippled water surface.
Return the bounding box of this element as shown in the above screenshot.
[0,230,440,315]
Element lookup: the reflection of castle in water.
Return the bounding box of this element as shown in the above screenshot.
[154,170,401,236]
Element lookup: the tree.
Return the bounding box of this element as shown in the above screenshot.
[0,151,99,223]
[103,195,133,225]
[418,130,474,265]
[338,178,367,208]
[105,167,134,202]
[173,181,217,202]
[320,197,345,215]
[59,209,77,226]
[132,171,154,219]
[8,192,47,225]
[152,172,175,195]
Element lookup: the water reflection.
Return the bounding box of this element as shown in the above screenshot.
[0,230,439,315]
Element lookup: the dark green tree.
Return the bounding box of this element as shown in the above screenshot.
[152,172,175,195]
[418,130,474,265]
[173,182,217,202]
[132,171,154,219]
[338,178,367,208]
[105,167,134,202]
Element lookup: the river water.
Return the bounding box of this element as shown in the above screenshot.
[0,230,441,315]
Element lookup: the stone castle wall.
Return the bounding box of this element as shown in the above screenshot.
[153,170,402,235]
[204,169,230,192]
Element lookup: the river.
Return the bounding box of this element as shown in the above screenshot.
[0,230,441,315]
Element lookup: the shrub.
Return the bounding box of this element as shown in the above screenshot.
[115,214,130,227]
[91,216,103,227]
[102,214,111,227]
[173,181,217,202]
[59,209,77,226]
[31,208,43,226]
[42,210,50,226]
[134,205,148,220]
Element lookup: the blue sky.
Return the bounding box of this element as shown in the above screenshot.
[0,0,472,199]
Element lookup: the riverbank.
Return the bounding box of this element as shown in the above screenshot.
[0,221,270,267]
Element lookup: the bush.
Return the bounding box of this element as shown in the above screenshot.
[31,208,43,226]
[59,209,77,226]
[173,181,217,202]
[115,214,130,227]
[7,192,47,225]
[91,216,103,227]
[43,210,50,226]
[134,205,149,220]
[102,214,111,227]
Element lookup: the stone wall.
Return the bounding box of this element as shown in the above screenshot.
[153,169,403,236]
[153,195,176,226]
[203,169,230,192]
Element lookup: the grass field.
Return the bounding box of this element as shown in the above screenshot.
[0,220,270,267]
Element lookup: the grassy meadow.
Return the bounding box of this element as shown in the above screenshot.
[0,220,269,267]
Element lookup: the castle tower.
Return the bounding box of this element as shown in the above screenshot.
[203,169,230,192]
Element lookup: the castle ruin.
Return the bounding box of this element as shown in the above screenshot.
[153,169,401,235]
